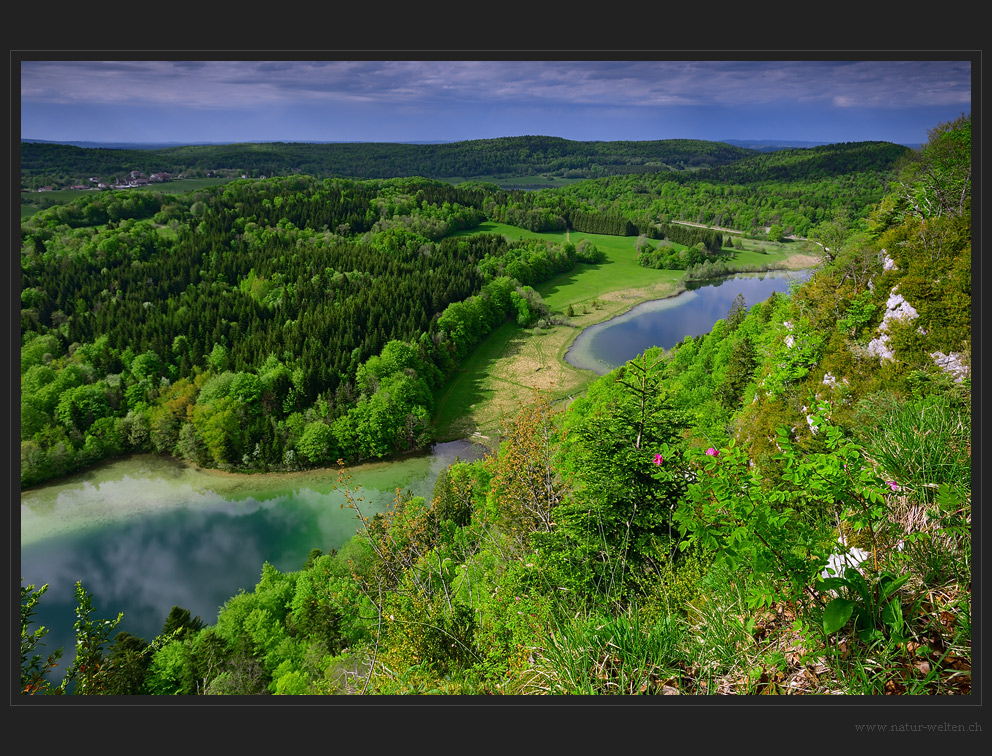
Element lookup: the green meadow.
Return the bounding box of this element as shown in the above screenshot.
[434,223,818,442]
[461,221,682,303]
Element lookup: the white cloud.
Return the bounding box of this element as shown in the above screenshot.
[21,59,972,111]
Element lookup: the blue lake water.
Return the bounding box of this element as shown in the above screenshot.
[565,269,813,374]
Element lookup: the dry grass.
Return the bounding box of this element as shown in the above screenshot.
[781,252,823,269]
[436,280,683,445]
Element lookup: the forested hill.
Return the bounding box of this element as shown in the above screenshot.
[19,134,914,488]
[21,136,757,188]
[20,115,971,698]
[524,140,912,238]
[687,140,911,183]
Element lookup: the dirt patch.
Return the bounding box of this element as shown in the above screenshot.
[445,325,589,440]
[782,253,822,270]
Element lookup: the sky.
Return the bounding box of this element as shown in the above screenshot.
[19,58,973,147]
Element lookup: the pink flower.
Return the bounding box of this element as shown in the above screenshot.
[886,480,899,492]
[653,453,664,465]
[705,448,720,457]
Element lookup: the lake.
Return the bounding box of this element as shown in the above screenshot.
[19,440,485,676]
[19,268,811,683]
[565,269,812,374]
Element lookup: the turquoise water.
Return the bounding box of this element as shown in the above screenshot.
[20,441,485,670]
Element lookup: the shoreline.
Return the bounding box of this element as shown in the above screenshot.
[20,439,488,546]
[21,241,819,495]
[432,250,821,442]
[20,437,489,497]
[558,253,820,375]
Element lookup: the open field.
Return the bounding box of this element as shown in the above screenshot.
[20,189,87,219]
[139,177,236,193]
[729,235,823,269]
[438,175,588,190]
[433,223,819,444]
[20,178,236,218]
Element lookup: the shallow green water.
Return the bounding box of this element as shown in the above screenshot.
[20,440,485,668]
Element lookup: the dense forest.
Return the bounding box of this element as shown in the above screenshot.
[20,135,758,189]
[20,117,971,696]
[524,140,913,238]
[18,139,909,487]
[19,176,601,485]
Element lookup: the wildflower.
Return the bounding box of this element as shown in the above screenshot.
[653,453,664,465]
[886,480,899,492]
[705,448,720,457]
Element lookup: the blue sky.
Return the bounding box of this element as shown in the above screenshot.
[19,58,972,146]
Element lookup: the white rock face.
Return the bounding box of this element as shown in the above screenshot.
[866,332,894,360]
[866,286,919,362]
[781,321,796,349]
[821,372,849,389]
[930,351,970,382]
[883,289,919,322]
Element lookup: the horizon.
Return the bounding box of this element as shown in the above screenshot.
[20,59,971,147]
[21,135,923,149]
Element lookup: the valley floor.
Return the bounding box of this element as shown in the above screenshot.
[434,225,819,445]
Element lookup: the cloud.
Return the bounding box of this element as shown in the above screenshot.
[19,58,972,144]
[22,59,971,112]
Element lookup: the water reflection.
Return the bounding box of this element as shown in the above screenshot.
[565,270,812,374]
[20,440,485,677]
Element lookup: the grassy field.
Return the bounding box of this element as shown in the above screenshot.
[439,175,588,190]
[20,178,236,219]
[433,223,818,444]
[729,235,822,267]
[20,189,86,219]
